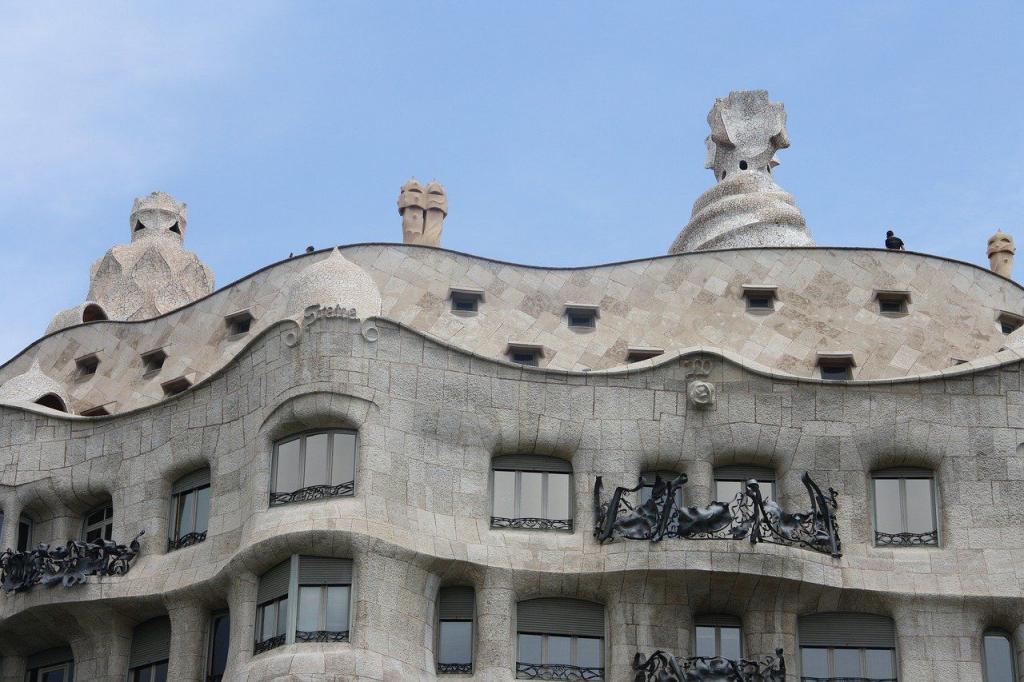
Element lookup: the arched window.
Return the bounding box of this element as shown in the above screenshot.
[255,556,353,654]
[82,303,107,323]
[270,430,357,506]
[491,455,573,531]
[694,614,742,660]
[169,469,211,551]
[437,586,475,674]
[983,629,1016,682]
[714,465,775,502]
[26,646,73,682]
[129,617,170,682]
[83,502,113,542]
[798,612,896,680]
[516,598,604,679]
[34,393,67,412]
[17,513,33,552]
[872,468,937,546]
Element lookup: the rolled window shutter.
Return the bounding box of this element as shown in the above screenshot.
[493,455,572,473]
[517,598,604,638]
[714,465,776,482]
[172,468,211,494]
[439,586,475,620]
[873,467,933,479]
[129,616,171,668]
[298,556,353,584]
[27,646,73,670]
[798,613,896,648]
[694,614,742,628]
[257,559,292,603]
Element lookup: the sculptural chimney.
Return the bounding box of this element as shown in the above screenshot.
[398,178,447,247]
[988,230,1015,278]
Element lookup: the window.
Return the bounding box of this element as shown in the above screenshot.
[0,510,4,546]
[141,349,167,374]
[626,347,664,363]
[270,430,357,505]
[875,291,910,315]
[207,612,230,682]
[506,343,543,367]
[798,613,897,681]
[983,629,1016,682]
[161,376,192,396]
[128,616,170,682]
[18,514,33,552]
[516,598,604,680]
[714,465,775,502]
[872,468,937,546]
[449,288,484,314]
[639,471,684,509]
[169,469,211,551]
[491,455,573,531]
[225,310,255,337]
[998,311,1024,335]
[817,353,855,381]
[25,646,74,682]
[255,556,353,654]
[564,305,599,329]
[82,303,107,323]
[34,393,67,412]
[694,615,742,660]
[742,285,778,312]
[437,586,475,674]
[80,405,111,417]
[75,353,99,378]
[83,503,113,542]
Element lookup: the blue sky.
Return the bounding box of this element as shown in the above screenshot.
[1,2,1022,362]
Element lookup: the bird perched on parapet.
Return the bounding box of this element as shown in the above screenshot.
[885,230,904,250]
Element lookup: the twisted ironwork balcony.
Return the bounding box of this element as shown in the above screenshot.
[438,662,473,674]
[253,634,286,654]
[632,649,786,682]
[270,481,354,506]
[0,530,144,594]
[167,530,207,552]
[874,529,938,546]
[595,472,841,557]
[492,517,573,531]
[516,662,603,680]
[295,629,349,642]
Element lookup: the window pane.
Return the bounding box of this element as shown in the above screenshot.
[276,597,288,635]
[298,586,321,631]
[153,661,168,682]
[87,509,106,526]
[210,614,231,676]
[86,527,102,542]
[260,603,277,641]
[439,620,473,664]
[326,586,350,632]
[274,438,302,493]
[695,626,717,657]
[833,648,862,676]
[720,626,741,660]
[546,635,572,665]
[577,637,603,668]
[518,634,543,664]
[194,486,211,534]
[177,490,196,537]
[41,669,66,682]
[874,479,902,534]
[519,472,544,518]
[133,667,152,682]
[18,519,31,551]
[985,634,1015,682]
[493,471,516,518]
[546,473,571,520]
[304,434,330,487]
[761,481,775,500]
[800,648,828,678]
[905,478,935,533]
[865,649,895,678]
[332,433,356,485]
[715,480,743,502]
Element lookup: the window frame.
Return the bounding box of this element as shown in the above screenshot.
[694,622,743,660]
[269,429,358,505]
[129,660,169,682]
[713,466,776,503]
[449,289,483,314]
[254,594,289,651]
[515,633,604,677]
[564,305,599,330]
[982,628,1017,682]
[18,513,33,552]
[168,473,211,551]
[799,645,896,680]
[295,583,351,640]
[741,285,778,313]
[490,463,574,531]
[82,503,114,543]
[206,610,231,682]
[871,470,939,547]
[436,586,476,674]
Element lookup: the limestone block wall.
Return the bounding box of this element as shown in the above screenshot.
[0,318,1024,679]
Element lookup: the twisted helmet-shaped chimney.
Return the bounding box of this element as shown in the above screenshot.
[398,178,447,247]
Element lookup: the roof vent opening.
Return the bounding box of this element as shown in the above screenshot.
[626,347,664,363]
[82,304,108,324]
[80,405,111,417]
[449,288,484,315]
[34,393,67,412]
[741,285,778,313]
[225,310,255,337]
[565,304,599,330]
[998,311,1024,335]
[169,221,181,235]
[875,290,911,316]
[134,221,145,232]
[161,376,192,396]
[75,353,100,379]
[141,348,168,375]
[816,352,856,382]
[505,343,544,367]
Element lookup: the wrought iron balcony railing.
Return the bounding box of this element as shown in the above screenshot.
[167,530,207,552]
[437,662,473,674]
[491,517,573,531]
[595,472,841,557]
[516,662,603,680]
[270,481,355,506]
[0,530,145,594]
[295,629,349,642]
[632,649,786,682]
[874,529,938,547]
[253,633,286,654]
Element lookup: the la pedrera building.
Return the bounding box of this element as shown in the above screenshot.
[1,90,1022,682]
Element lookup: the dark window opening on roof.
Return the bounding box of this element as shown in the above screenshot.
[82,304,107,323]
[450,291,482,313]
[566,307,598,329]
[81,405,111,417]
[169,221,181,235]
[134,221,145,232]
[742,287,777,312]
[626,348,664,363]
[142,349,167,374]
[507,345,542,367]
[876,291,910,315]
[739,160,748,170]
[225,310,254,337]
[35,393,67,412]
[820,363,852,381]
[162,376,192,396]
[998,312,1023,335]
[76,354,99,378]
